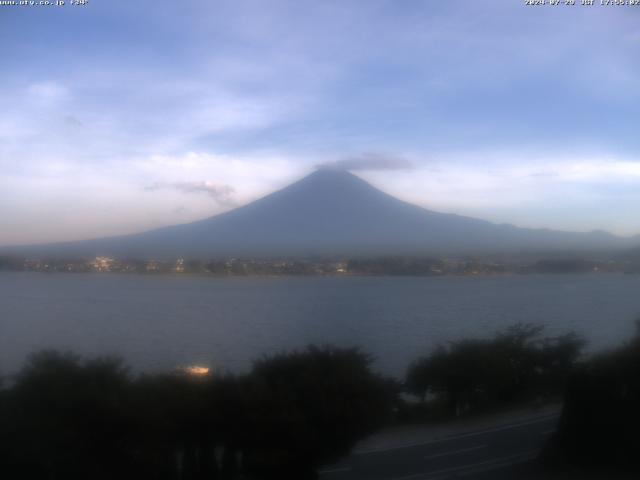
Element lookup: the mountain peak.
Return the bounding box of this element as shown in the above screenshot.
[251,168,386,215]
[309,167,359,177]
[285,168,374,195]
[303,168,364,183]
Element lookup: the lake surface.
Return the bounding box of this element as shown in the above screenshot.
[1,272,639,377]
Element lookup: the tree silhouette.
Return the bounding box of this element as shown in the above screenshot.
[0,345,396,479]
[242,345,396,479]
[406,324,585,416]
[2,350,133,479]
[549,321,640,474]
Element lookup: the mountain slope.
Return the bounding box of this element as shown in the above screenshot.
[6,170,638,258]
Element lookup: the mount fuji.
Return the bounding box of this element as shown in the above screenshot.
[7,169,638,258]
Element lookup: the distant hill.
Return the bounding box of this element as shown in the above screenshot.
[5,170,639,259]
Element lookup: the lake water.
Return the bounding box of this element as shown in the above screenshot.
[1,272,639,378]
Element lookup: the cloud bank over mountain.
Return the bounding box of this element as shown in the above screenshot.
[316,153,414,172]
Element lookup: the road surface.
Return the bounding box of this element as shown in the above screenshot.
[319,408,560,480]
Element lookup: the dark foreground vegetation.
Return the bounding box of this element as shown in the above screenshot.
[2,323,639,478]
[405,324,640,478]
[0,347,395,480]
[543,321,640,476]
[405,324,585,418]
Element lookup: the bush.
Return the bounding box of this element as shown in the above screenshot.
[0,346,397,480]
[549,323,640,473]
[405,324,585,416]
[242,346,397,479]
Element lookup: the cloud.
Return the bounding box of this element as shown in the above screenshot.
[316,153,414,172]
[4,1,640,243]
[146,181,237,206]
[64,115,84,127]
[27,82,70,104]
[358,152,640,235]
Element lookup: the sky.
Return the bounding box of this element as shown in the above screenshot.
[1,0,640,246]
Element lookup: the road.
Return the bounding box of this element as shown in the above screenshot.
[319,410,560,480]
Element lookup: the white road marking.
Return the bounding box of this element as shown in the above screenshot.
[318,466,352,475]
[423,444,487,460]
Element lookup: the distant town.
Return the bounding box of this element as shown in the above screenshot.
[1,255,638,276]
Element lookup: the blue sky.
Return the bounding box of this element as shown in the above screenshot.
[1,0,640,245]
